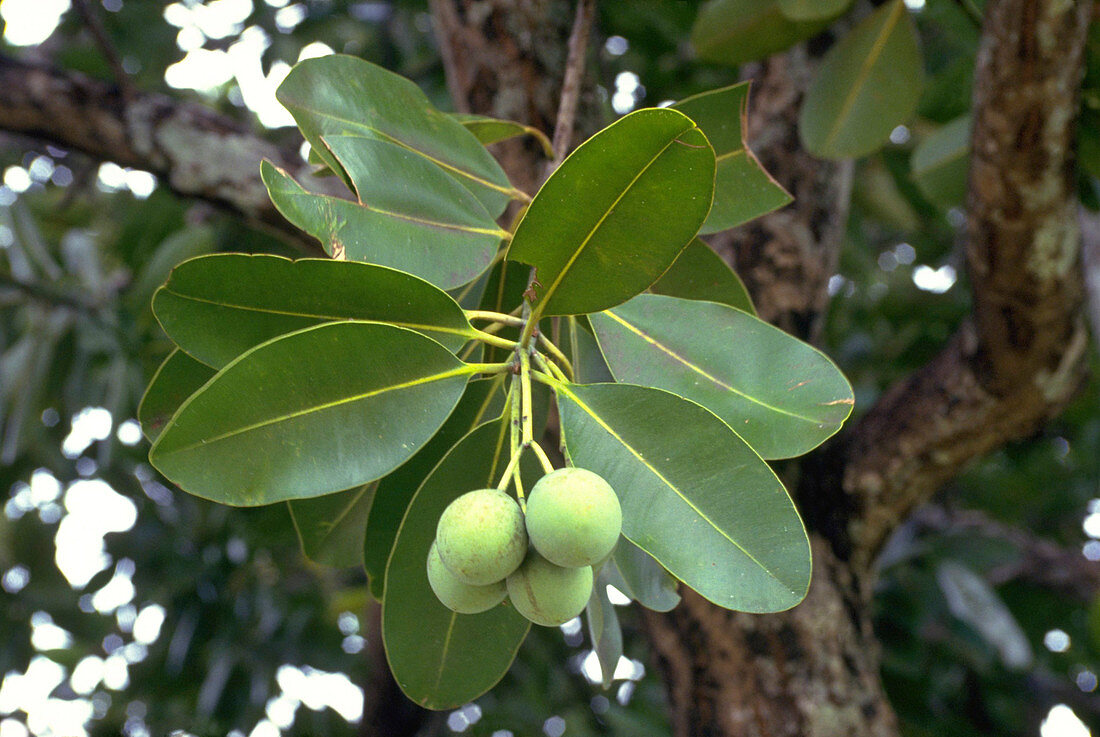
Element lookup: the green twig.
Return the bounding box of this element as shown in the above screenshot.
[532,350,568,384]
[529,441,555,475]
[466,310,526,327]
[519,349,534,447]
[537,331,574,380]
[471,328,518,351]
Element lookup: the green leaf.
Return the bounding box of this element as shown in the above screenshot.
[507,108,715,318]
[800,0,923,159]
[260,162,502,291]
[276,54,518,216]
[672,85,791,233]
[564,317,614,385]
[590,294,853,459]
[137,349,215,442]
[649,238,756,314]
[364,377,506,599]
[149,322,475,506]
[153,254,477,368]
[691,0,831,66]
[604,538,681,613]
[777,0,852,21]
[586,569,623,689]
[911,115,971,208]
[451,113,555,158]
[556,381,811,612]
[288,483,376,568]
[383,418,536,709]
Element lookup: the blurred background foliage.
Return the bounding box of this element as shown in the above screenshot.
[0,1,1099,736]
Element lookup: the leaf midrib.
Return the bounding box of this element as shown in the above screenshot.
[822,0,904,152]
[557,383,796,593]
[602,308,825,425]
[154,364,473,457]
[276,172,507,238]
[531,129,691,319]
[158,287,474,339]
[285,101,517,197]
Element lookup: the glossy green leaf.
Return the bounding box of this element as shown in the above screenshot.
[649,238,755,314]
[777,0,852,21]
[586,569,623,689]
[364,377,506,598]
[507,108,715,318]
[556,381,810,612]
[800,0,923,159]
[672,85,791,233]
[383,418,536,708]
[276,54,518,216]
[604,538,681,613]
[590,294,853,459]
[153,254,477,368]
[565,317,614,385]
[137,349,215,442]
[149,323,475,506]
[288,483,376,568]
[691,0,831,66]
[261,161,502,290]
[911,115,971,208]
[451,113,555,158]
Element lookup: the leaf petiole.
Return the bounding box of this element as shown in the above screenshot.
[466,310,526,327]
[537,332,574,380]
[464,361,514,375]
[470,328,519,351]
[529,441,555,475]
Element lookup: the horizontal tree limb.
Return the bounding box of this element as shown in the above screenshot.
[0,53,327,255]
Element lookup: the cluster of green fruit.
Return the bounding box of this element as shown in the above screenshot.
[426,467,623,626]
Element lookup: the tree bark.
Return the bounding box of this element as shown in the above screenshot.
[0,54,327,254]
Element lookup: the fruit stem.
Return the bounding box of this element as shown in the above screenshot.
[495,447,523,492]
[519,348,534,447]
[529,441,555,475]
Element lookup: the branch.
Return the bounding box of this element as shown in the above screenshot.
[812,0,1092,576]
[0,54,327,255]
[545,0,596,176]
[910,506,1100,602]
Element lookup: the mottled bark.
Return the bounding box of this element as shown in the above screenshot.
[0,54,326,254]
[707,49,854,344]
[428,0,591,196]
[832,0,1091,577]
[643,537,897,737]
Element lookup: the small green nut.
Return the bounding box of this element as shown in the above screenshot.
[436,488,527,586]
[525,467,622,568]
[506,550,594,627]
[426,541,507,614]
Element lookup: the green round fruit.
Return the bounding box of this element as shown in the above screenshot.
[436,488,527,585]
[426,541,507,614]
[506,550,593,627]
[525,467,622,567]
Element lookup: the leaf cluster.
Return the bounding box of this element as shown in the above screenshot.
[134,53,853,708]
